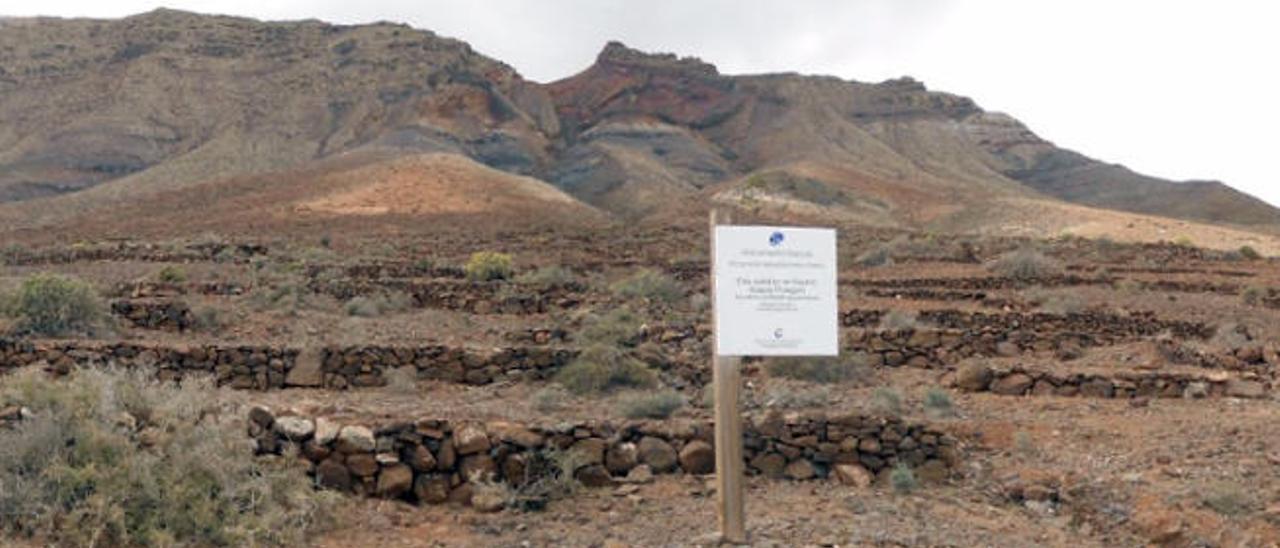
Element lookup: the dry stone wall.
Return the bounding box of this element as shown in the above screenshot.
[954,363,1271,400]
[2,242,267,265]
[248,408,962,506]
[309,278,587,314]
[111,299,194,331]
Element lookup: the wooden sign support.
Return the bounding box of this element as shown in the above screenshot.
[710,208,747,544]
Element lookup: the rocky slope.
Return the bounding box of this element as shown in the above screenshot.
[0,10,1275,237]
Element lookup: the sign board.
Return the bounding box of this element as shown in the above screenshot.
[713,225,838,356]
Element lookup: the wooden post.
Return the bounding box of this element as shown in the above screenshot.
[710,209,747,544]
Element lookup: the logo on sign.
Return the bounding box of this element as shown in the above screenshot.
[768,231,785,247]
[773,328,784,340]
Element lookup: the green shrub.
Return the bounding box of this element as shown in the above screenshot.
[610,269,683,304]
[0,367,337,546]
[515,266,576,287]
[871,387,903,416]
[555,345,656,395]
[764,353,870,384]
[532,386,569,413]
[923,388,954,417]
[465,251,514,281]
[344,291,413,317]
[890,463,918,493]
[621,390,685,419]
[156,265,187,284]
[988,248,1062,280]
[1201,484,1254,516]
[578,308,642,346]
[1172,235,1194,247]
[9,273,106,337]
[1239,245,1262,260]
[1241,286,1265,306]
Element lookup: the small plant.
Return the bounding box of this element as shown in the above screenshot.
[890,463,918,493]
[414,257,436,272]
[555,345,657,395]
[762,386,830,408]
[610,269,683,304]
[1201,483,1254,516]
[1239,245,1262,260]
[765,353,870,384]
[8,273,107,337]
[191,306,223,333]
[578,307,642,346]
[515,266,576,287]
[1242,286,1265,307]
[344,292,413,317]
[988,248,1062,280]
[879,309,919,331]
[465,251,514,281]
[871,387,903,416]
[923,388,955,417]
[533,386,569,413]
[156,265,187,284]
[1172,235,1194,247]
[319,234,332,248]
[855,247,894,268]
[620,390,685,419]
[1013,430,1038,457]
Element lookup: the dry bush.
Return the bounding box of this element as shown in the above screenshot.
[156,265,187,284]
[620,390,685,419]
[515,266,576,287]
[1241,286,1265,306]
[555,345,657,395]
[923,388,955,417]
[344,291,413,317]
[465,251,514,281]
[762,386,831,409]
[764,353,871,384]
[5,273,108,337]
[879,309,920,331]
[610,269,683,304]
[1238,245,1262,260]
[988,248,1062,280]
[578,308,642,347]
[0,367,337,546]
[533,386,570,413]
[890,462,918,493]
[1201,483,1255,516]
[1027,289,1086,315]
[855,247,894,268]
[871,387,903,416]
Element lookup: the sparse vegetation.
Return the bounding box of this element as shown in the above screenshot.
[890,462,917,493]
[988,248,1063,280]
[555,345,657,395]
[515,265,576,287]
[4,273,107,337]
[1013,431,1038,457]
[610,269,683,304]
[1028,289,1086,314]
[879,309,920,331]
[191,305,224,333]
[156,265,187,284]
[579,307,642,346]
[1201,484,1254,516]
[871,387,903,416]
[762,386,830,408]
[344,291,413,317]
[533,386,570,413]
[765,353,870,384]
[923,388,955,417]
[1241,286,1265,306]
[1238,245,1262,260]
[0,367,337,546]
[465,251,514,281]
[1172,235,1194,247]
[855,247,894,268]
[620,390,685,419]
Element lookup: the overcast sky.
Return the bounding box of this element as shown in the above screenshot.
[6,1,1279,207]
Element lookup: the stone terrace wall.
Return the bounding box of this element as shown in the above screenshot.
[111,299,194,331]
[0,339,576,389]
[954,364,1271,400]
[2,242,267,265]
[846,275,1114,291]
[309,279,587,314]
[248,409,962,505]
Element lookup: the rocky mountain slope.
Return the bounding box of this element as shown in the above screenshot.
[0,9,1275,238]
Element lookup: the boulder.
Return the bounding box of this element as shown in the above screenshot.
[991,373,1033,395]
[834,463,873,488]
[274,416,314,441]
[375,464,414,498]
[453,424,491,455]
[414,475,451,504]
[605,442,639,475]
[785,459,816,480]
[404,444,437,472]
[314,417,339,445]
[345,453,379,477]
[335,425,376,453]
[1079,378,1114,398]
[574,464,615,487]
[678,440,715,475]
[569,438,608,466]
[316,458,352,491]
[487,421,544,449]
[954,363,993,392]
[1225,379,1266,399]
[637,437,678,473]
[750,452,787,478]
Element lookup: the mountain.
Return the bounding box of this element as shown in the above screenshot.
[0,10,1275,242]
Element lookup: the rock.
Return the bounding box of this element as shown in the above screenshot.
[376,464,414,498]
[284,347,324,387]
[569,438,608,466]
[637,437,678,473]
[955,363,993,391]
[453,424,491,455]
[834,463,873,488]
[274,416,314,441]
[314,417,339,445]
[460,454,498,482]
[605,442,639,475]
[414,475,450,504]
[624,464,654,484]
[916,459,949,483]
[335,425,376,453]
[1183,382,1209,399]
[991,373,1033,396]
[1079,378,1114,398]
[248,406,273,429]
[487,421,544,448]
[785,459,816,480]
[678,440,715,475]
[345,453,379,477]
[405,444,437,472]
[471,488,506,513]
[750,452,787,478]
[316,458,352,491]
[995,342,1020,357]
[575,464,615,487]
[1225,379,1266,399]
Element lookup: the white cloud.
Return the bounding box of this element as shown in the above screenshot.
[5,0,1277,207]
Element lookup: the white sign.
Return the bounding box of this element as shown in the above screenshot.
[714,225,838,356]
